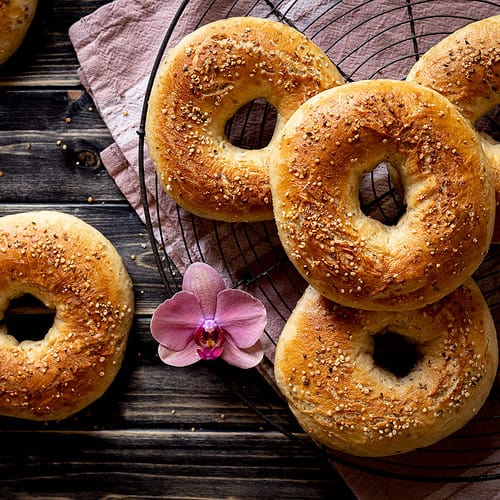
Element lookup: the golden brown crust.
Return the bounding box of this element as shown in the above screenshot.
[407,16,500,125]
[407,16,500,243]
[0,0,37,65]
[274,282,498,457]
[0,211,134,421]
[270,79,495,311]
[482,136,500,242]
[145,16,344,222]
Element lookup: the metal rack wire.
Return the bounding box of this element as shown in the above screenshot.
[138,0,500,482]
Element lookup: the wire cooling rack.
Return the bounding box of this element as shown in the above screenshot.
[138,0,500,483]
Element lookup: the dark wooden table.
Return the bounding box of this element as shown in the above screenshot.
[0,1,355,498]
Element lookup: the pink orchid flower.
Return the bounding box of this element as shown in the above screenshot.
[151,263,267,368]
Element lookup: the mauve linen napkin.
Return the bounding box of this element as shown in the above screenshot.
[69,1,500,497]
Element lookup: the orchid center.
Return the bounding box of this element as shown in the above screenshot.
[194,319,225,360]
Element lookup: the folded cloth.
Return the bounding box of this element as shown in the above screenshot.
[69,1,499,497]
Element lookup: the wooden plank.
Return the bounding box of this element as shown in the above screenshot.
[0,1,115,87]
[0,90,121,202]
[0,203,174,313]
[0,430,350,499]
[0,89,108,130]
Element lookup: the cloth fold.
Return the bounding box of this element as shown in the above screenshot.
[69,1,499,497]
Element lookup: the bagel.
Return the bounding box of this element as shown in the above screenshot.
[407,16,500,243]
[0,0,37,66]
[274,282,498,457]
[270,79,495,311]
[0,211,134,421]
[145,16,344,222]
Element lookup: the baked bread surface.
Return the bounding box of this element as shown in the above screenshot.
[146,16,344,222]
[270,79,495,311]
[407,15,500,242]
[0,211,135,421]
[274,283,498,457]
[0,0,37,65]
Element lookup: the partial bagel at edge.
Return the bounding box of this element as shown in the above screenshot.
[0,211,135,421]
[0,0,38,66]
[407,15,500,243]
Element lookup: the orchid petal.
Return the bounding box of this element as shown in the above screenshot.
[215,289,267,348]
[221,335,264,369]
[182,263,226,318]
[158,343,201,367]
[150,291,204,351]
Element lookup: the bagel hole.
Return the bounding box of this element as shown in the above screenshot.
[224,98,278,149]
[476,105,500,141]
[372,331,421,378]
[2,295,55,343]
[359,162,406,226]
